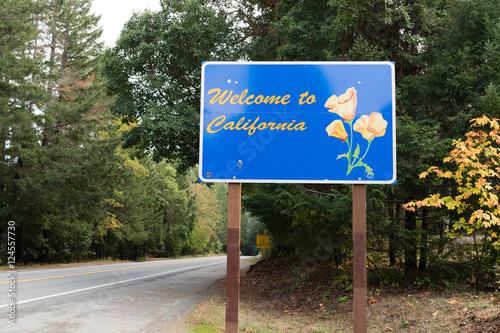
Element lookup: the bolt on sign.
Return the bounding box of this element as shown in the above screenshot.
[199,61,396,184]
[256,235,270,249]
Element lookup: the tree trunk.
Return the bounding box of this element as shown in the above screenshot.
[29,14,40,114]
[119,242,124,261]
[404,209,418,273]
[388,200,398,266]
[419,207,428,271]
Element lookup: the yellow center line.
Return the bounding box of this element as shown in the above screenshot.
[1,258,223,284]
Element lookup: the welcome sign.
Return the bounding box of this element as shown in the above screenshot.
[199,62,396,184]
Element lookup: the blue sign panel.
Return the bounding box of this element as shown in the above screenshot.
[199,62,396,184]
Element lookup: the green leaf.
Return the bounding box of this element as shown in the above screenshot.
[353,144,360,159]
[337,153,348,160]
[360,163,374,177]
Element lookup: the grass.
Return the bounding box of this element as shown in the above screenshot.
[185,324,222,333]
[185,289,226,333]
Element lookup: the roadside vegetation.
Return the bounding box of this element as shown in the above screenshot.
[186,257,500,333]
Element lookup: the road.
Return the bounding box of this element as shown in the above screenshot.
[0,256,251,332]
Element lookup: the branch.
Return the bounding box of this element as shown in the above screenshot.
[301,187,338,197]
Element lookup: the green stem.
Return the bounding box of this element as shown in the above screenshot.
[346,138,373,176]
[359,138,373,162]
[346,120,354,172]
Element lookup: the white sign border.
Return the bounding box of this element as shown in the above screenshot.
[199,61,396,184]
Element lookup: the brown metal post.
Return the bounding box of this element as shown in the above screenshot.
[226,183,241,333]
[353,184,367,333]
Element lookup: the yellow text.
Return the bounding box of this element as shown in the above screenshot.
[207,116,307,136]
[207,88,291,106]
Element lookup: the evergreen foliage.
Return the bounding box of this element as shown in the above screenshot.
[0,0,238,264]
[103,0,240,172]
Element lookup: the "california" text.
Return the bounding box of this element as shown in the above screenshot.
[207,116,307,136]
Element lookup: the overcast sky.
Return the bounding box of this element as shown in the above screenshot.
[91,0,162,47]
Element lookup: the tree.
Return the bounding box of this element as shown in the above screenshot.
[0,0,125,263]
[0,0,44,226]
[405,116,500,285]
[396,0,500,272]
[155,160,193,257]
[102,153,156,261]
[242,183,353,268]
[189,183,223,254]
[213,182,228,247]
[405,116,500,251]
[103,0,240,172]
[401,0,500,136]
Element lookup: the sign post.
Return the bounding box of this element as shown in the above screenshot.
[200,62,396,332]
[353,184,367,333]
[226,183,241,333]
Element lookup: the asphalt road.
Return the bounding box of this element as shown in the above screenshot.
[0,256,251,332]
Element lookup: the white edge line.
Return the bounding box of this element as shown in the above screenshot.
[199,62,206,181]
[0,261,226,308]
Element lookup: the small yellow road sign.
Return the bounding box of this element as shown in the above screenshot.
[256,235,270,249]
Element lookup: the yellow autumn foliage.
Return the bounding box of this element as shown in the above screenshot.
[404,116,500,248]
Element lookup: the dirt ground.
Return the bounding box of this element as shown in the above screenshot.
[187,257,500,332]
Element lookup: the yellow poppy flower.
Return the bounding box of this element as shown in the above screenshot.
[353,112,388,140]
[324,87,357,122]
[326,119,349,142]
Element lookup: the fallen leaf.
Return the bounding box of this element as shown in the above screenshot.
[406,303,414,307]
[447,300,464,305]
[369,297,379,304]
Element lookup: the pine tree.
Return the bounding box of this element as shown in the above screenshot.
[0,0,122,263]
[0,0,47,262]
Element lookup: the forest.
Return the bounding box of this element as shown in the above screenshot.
[1,0,500,289]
